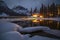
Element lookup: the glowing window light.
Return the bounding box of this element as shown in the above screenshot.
[40,15,43,18]
[32,14,38,17]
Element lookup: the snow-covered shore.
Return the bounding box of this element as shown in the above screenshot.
[0,21,60,40]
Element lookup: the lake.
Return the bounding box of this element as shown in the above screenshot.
[12,19,60,30]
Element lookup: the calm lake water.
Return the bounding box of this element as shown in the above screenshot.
[12,19,60,30]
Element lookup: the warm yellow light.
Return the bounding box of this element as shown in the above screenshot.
[32,19,39,23]
[32,14,38,17]
[32,17,37,20]
[40,19,43,21]
[40,15,43,18]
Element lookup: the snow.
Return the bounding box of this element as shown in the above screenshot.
[0,21,50,33]
[0,21,60,40]
[0,13,9,17]
[28,35,59,40]
[13,7,30,15]
[22,34,31,40]
[0,21,22,33]
[20,26,50,33]
[1,32,59,40]
[1,31,23,40]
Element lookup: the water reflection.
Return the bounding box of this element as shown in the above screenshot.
[31,19,60,30]
[32,19,39,23]
[12,19,60,30]
[57,22,60,29]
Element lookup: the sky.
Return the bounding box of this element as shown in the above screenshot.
[3,0,60,10]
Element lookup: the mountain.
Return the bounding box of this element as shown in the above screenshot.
[0,1,27,16]
[12,6,31,16]
[13,6,27,10]
[0,13,9,16]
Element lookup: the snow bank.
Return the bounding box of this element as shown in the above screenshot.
[0,21,60,40]
[28,35,59,40]
[22,34,31,40]
[1,31,23,40]
[0,21,22,33]
[20,26,50,32]
[0,21,50,33]
[1,31,59,40]
[0,21,31,40]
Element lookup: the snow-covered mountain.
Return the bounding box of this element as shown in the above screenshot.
[12,6,31,16]
[0,0,28,16]
[0,13,9,16]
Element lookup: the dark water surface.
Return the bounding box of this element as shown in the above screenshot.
[12,20,60,30]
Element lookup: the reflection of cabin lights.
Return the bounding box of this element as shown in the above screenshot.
[32,17,36,20]
[32,20,39,22]
[49,21,53,23]
[58,9,60,15]
[40,19,42,21]
[40,15,43,18]
[49,14,53,16]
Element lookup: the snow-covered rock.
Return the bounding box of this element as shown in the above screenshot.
[20,26,50,33]
[0,21,22,33]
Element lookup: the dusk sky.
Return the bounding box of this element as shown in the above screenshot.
[3,0,60,10]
